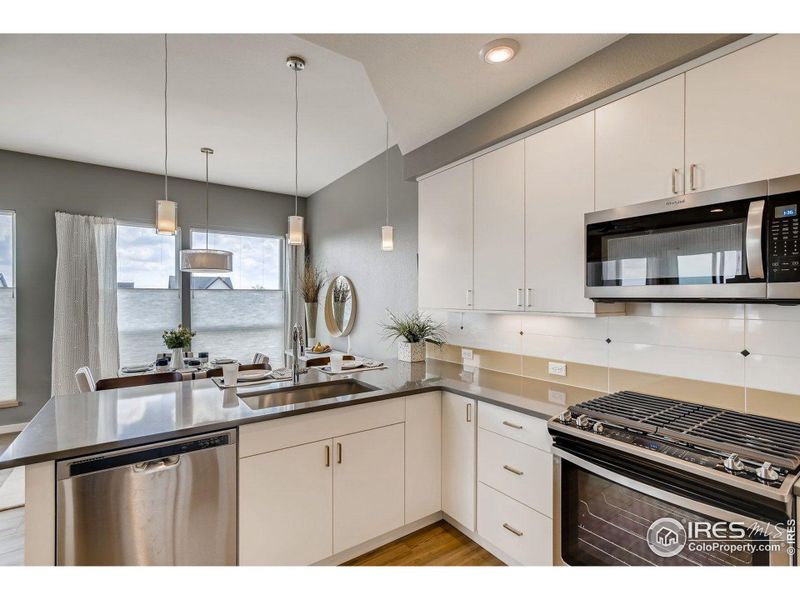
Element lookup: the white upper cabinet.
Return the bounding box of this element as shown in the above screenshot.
[473,140,526,311]
[525,113,597,314]
[686,35,800,192]
[595,75,686,210]
[418,161,474,310]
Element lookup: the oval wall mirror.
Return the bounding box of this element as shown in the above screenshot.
[324,275,357,337]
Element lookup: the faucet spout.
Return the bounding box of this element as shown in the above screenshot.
[291,323,305,384]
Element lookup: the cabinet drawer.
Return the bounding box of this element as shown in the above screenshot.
[478,428,552,517]
[478,401,551,452]
[477,483,552,566]
[240,397,405,457]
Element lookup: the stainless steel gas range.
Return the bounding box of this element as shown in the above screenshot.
[548,391,799,566]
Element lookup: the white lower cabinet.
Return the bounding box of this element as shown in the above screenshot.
[405,393,442,523]
[239,439,333,566]
[477,483,553,566]
[442,392,477,531]
[333,423,405,553]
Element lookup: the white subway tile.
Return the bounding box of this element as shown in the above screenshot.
[746,354,800,395]
[610,342,744,386]
[520,314,609,340]
[627,302,745,319]
[610,315,744,352]
[745,304,800,321]
[522,333,608,367]
[746,319,800,358]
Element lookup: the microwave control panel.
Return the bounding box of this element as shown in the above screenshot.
[768,198,800,282]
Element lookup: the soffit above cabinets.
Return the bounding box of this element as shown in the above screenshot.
[0,34,388,197]
[300,33,624,153]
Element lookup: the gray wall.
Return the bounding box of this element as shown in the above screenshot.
[307,146,417,360]
[0,149,304,426]
[404,34,747,179]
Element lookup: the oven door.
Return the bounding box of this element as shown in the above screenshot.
[554,449,794,566]
[585,182,767,301]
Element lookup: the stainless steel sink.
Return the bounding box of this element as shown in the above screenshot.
[238,379,379,411]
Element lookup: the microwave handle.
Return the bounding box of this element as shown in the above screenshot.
[746,199,765,280]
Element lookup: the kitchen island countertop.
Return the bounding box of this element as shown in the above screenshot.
[0,358,601,469]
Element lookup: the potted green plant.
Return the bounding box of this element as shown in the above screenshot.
[299,258,326,345]
[162,324,196,369]
[380,310,445,363]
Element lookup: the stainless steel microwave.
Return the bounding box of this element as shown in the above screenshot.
[585,175,800,303]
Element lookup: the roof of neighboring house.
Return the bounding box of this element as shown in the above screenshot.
[117,281,135,288]
[168,275,234,290]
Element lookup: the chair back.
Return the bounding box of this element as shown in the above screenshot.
[252,353,269,365]
[205,363,268,379]
[96,371,184,391]
[74,366,96,393]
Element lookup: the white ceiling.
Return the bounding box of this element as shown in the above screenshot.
[0,34,388,196]
[302,34,624,153]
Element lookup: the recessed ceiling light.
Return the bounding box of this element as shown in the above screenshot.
[480,38,520,64]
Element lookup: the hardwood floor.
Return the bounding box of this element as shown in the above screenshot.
[343,521,505,566]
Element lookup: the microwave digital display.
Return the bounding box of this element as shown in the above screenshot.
[776,204,798,218]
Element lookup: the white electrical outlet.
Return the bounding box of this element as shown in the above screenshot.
[548,361,567,377]
[548,389,567,405]
[461,348,474,361]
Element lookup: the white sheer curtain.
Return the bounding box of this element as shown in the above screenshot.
[51,212,119,395]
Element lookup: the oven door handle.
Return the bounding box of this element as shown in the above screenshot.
[553,447,787,536]
[746,199,766,280]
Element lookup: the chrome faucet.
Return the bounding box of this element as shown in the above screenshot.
[291,322,305,384]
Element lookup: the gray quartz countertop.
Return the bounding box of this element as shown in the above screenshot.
[0,359,601,469]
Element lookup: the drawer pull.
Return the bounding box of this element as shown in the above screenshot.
[502,523,523,537]
[502,420,523,430]
[503,464,524,476]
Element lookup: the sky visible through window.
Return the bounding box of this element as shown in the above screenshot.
[0,213,13,287]
[117,224,177,289]
[191,230,281,290]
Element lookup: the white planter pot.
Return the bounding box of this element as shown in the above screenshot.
[398,341,426,363]
[171,347,184,369]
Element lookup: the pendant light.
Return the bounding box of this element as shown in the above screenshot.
[286,56,305,246]
[156,34,177,235]
[179,148,233,273]
[381,121,394,251]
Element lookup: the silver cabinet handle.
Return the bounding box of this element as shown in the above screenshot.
[690,164,698,191]
[466,289,472,307]
[671,168,680,194]
[325,444,331,467]
[466,402,472,422]
[502,523,523,537]
[337,442,342,464]
[502,420,523,430]
[516,288,523,307]
[525,288,532,307]
[745,199,766,280]
[503,465,524,476]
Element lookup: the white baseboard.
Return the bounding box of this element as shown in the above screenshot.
[313,512,443,566]
[0,422,27,435]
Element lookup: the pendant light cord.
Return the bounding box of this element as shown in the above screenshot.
[163,33,169,201]
[205,151,210,250]
[294,67,299,216]
[385,120,389,226]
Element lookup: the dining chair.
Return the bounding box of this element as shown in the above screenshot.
[74,366,96,393]
[252,353,269,365]
[95,371,184,391]
[205,363,269,378]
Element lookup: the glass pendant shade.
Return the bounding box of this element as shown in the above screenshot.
[155,199,177,235]
[381,225,394,251]
[179,248,233,273]
[288,215,304,246]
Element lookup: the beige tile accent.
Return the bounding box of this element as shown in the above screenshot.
[746,388,800,423]
[609,368,745,411]
[474,349,522,376]
[0,399,19,409]
[426,342,462,364]
[522,356,608,392]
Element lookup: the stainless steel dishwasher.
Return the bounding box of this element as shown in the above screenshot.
[56,429,237,566]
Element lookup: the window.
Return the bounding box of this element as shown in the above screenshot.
[116,224,181,366]
[0,211,15,402]
[190,230,284,366]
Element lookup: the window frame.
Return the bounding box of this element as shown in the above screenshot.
[0,209,16,293]
[0,209,16,405]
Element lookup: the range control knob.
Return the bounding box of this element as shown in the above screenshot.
[592,421,605,434]
[575,414,589,429]
[558,410,572,424]
[723,453,745,472]
[756,462,780,482]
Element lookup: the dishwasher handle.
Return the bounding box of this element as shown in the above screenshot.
[132,455,181,473]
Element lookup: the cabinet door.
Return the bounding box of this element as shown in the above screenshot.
[239,440,333,565]
[441,392,477,531]
[686,35,800,191]
[405,392,442,523]
[418,161,474,310]
[596,75,685,209]
[333,423,405,553]
[525,113,596,314]
[474,140,526,311]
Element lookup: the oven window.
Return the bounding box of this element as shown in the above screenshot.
[587,199,762,287]
[561,463,773,566]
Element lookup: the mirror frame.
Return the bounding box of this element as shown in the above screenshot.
[324,275,357,337]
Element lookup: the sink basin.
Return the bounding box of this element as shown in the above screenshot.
[238,379,379,411]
